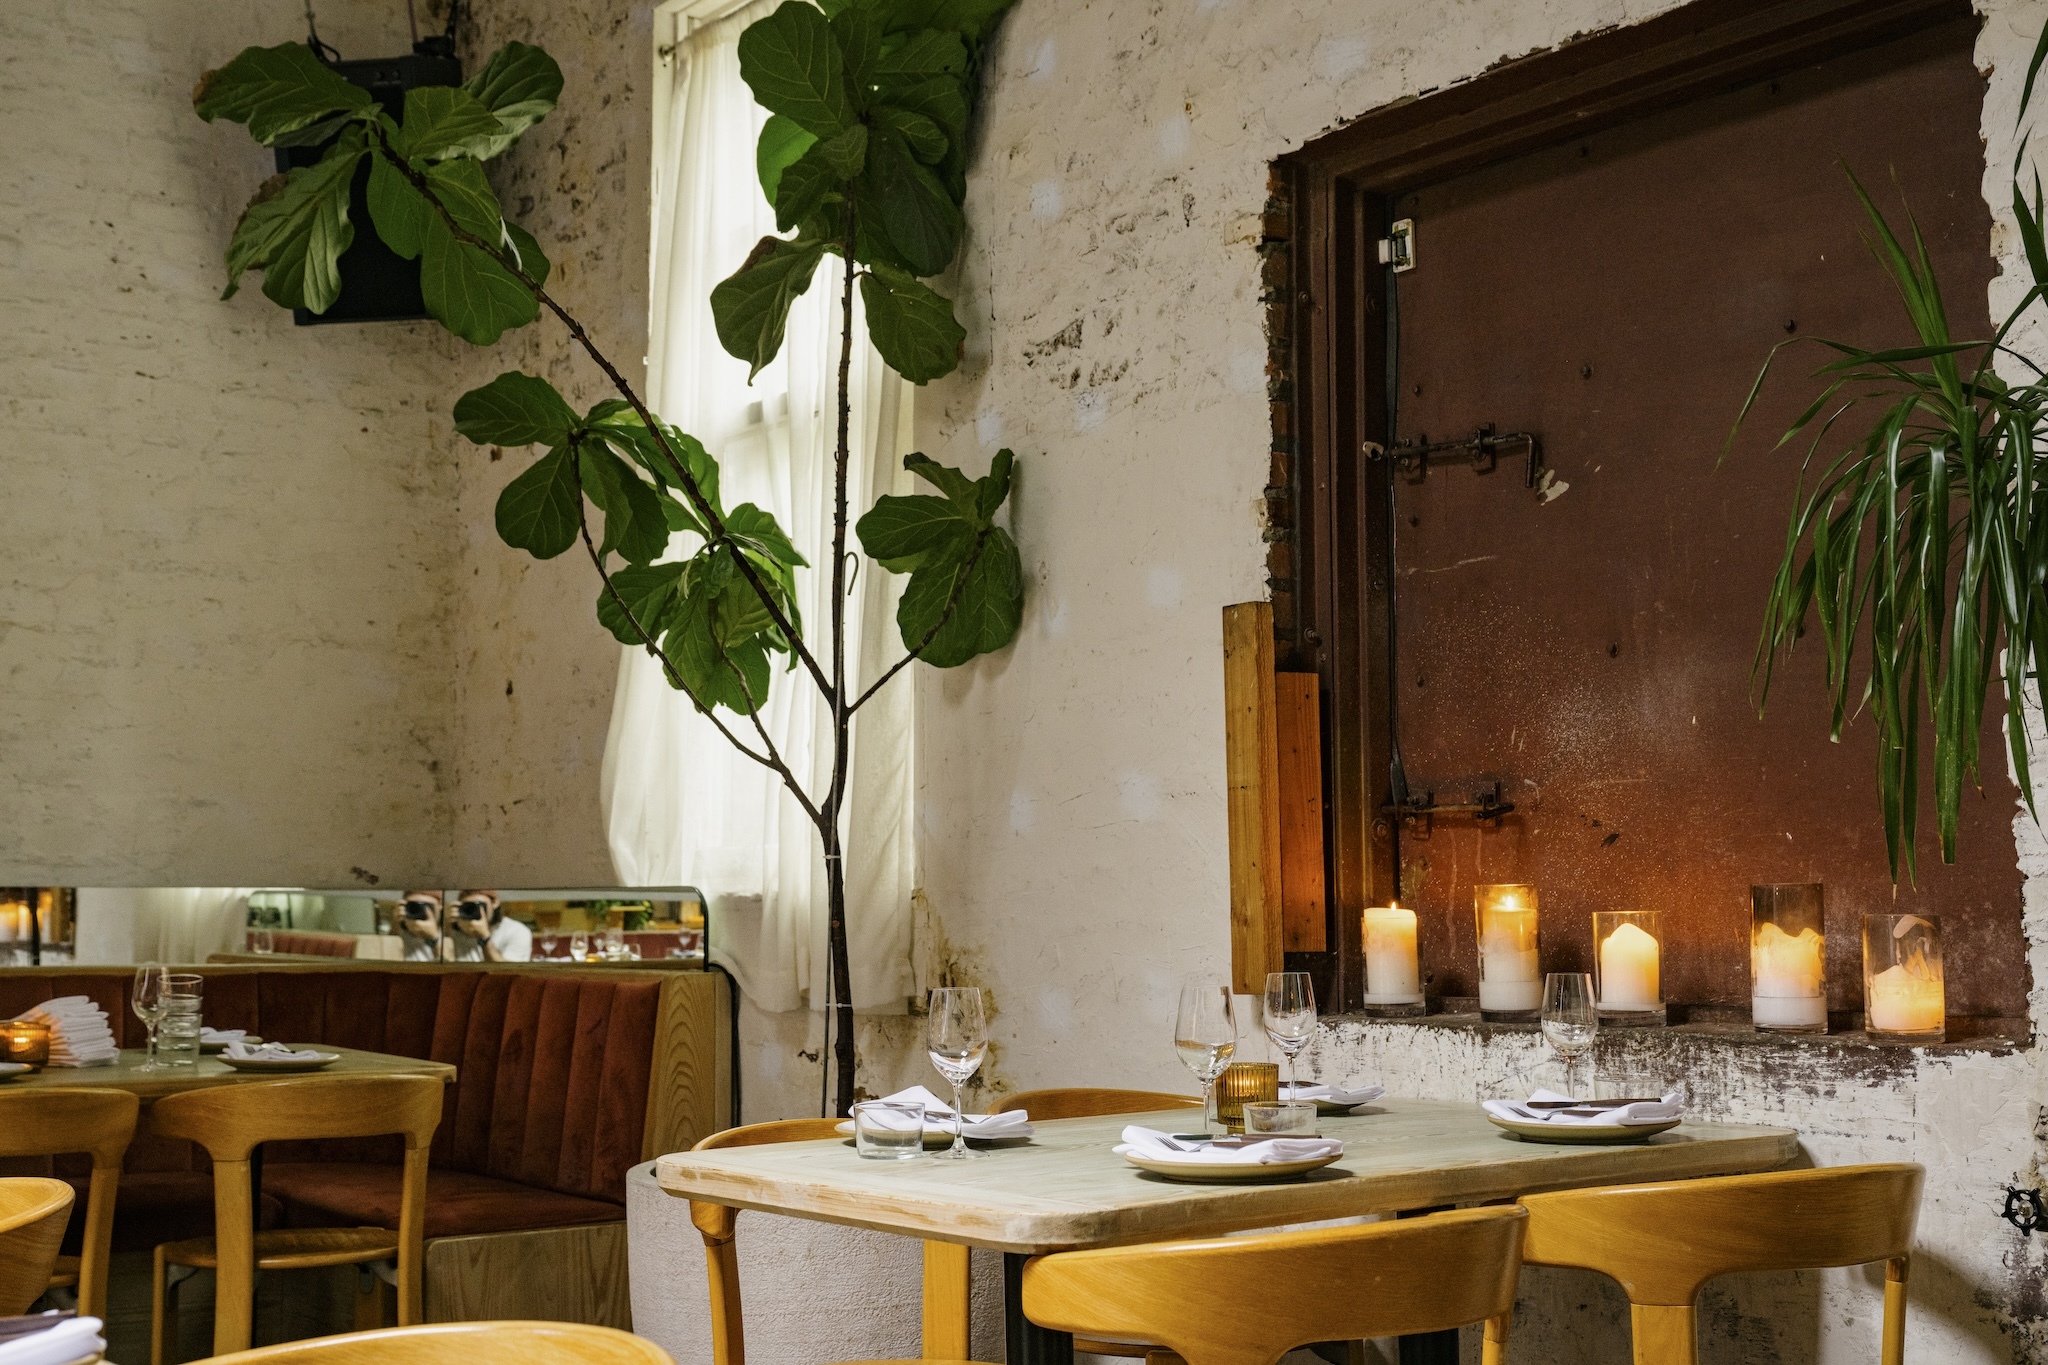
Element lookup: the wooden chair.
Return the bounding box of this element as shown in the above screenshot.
[148,1075,446,1361]
[1022,1206,1527,1365]
[0,1177,77,1315]
[989,1089,1200,1121]
[687,1118,996,1365]
[1487,1163,1925,1365]
[186,1320,673,1364]
[0,1087,138,1317]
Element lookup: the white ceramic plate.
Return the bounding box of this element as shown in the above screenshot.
[833,1120,1034,1145]
[218,1051,340,1073]
[1122,1151,1342,1183]
[0,1063,30,1082]
[201,1035,262,1054]
[1485,1113,1679,1144]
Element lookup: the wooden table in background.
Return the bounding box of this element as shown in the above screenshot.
[8,1047,456,1099]
[655,1098,1799,1365]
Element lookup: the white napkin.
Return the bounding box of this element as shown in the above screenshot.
[9,997,117,1067]
[1114,1125,1343,1165]
[1280,1082,1385,1107]
[1483,1089,1685,1127]
[0,1315,106,1365]
[876,1086,1034,1137]
[223,1040,330,1062]
[201,1028,246,1045]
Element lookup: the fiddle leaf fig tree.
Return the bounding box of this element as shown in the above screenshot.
[196,0,1023,1115]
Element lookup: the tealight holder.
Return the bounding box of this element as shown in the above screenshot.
[2,1022,50,1070]
[1360,904,1425,1017]
[1863,913,1944,1044]
[1751,884,1826,1034]
[1593,910,1667,1026]
[1475,884,1541,1020]
[1215,1061,1279,1134]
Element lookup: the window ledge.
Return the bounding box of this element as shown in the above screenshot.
[1325,1005,2030,1057]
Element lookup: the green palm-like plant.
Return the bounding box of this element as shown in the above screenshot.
[1734,27,2048,881]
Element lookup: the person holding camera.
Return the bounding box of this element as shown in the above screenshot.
[395,890,444,962]
[448,890,531,963]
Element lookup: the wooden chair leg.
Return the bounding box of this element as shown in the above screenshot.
[1482,1310,1512,1365]
[1883,1256,1909,1365]
[1629,1304,1697,1365]
[150,1245,170,1365]
[210,1157,257,1356]
[922,1240,971,1360]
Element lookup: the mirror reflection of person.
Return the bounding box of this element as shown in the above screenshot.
[448,890,531,963]
[395,891,444,962]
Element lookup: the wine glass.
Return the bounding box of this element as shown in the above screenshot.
[926,987,988,1160]
[1540,972,1598,1097]
[570,930,590,962]
[1263,971,1316,1096]
[1174,979,1237,1137]
[132,963,167,1071]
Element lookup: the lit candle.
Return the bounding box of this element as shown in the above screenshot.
[1598,921,1661,1012]
[1476,886,1541,1013]
[1361,904,1421,1002]
[1867,964,1943,1035]
[1863,913,1944,1041]
[1751,921,1825,1028]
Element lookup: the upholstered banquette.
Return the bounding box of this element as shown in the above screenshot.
[0,963,728,1325]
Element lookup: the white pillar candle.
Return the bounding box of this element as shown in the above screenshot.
[1598,921,1661,1011]
[1867,964,1943,1034]
[1477,895,1540,1012]
[1751,922,1824,1028]
[1361,904,1421,1002]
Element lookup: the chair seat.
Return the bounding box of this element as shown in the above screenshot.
[62,1171,284,1254]
[263,1163,626,1239]
[160,1226,398,1272]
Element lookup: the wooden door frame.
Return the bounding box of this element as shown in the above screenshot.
[1273,0,1971,1010]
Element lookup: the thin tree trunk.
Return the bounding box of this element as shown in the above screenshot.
[825,215,860,1118]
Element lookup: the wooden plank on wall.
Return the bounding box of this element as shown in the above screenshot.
[1275,672,1327,952]
[1223,602,1284,994]
[426,1223,630,1328]
[644,969,729,1158]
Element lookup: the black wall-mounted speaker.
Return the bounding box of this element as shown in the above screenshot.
[275,39,463,325]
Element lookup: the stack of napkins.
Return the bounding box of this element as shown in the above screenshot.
[201,1028,246,1046]
[875,1086,1034,1138]
[1280,1082,1384,1108]
[10,997,116,1067]
[223,1040,328,1062]
[1483,1089,1685,1127]
[0,1313,105,1365]
[1115,1125,1344,1165]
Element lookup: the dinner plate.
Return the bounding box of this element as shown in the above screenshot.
[218,1051,340,1073]
[201,1035,262,1054]
[832,1120,1033,1146]
[1121,1151,1342,1183]
[1485,1113,1680,1144]
[0,1063,29,1081]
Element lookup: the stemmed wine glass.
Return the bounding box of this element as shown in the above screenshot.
[132,963,168,1071]
[1540,972,1598,1097]
[1174,979,1237,1138]
[926,987,988,1161]
[1263,971,1316,1097]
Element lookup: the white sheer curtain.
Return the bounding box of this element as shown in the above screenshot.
[603,0,916,1014]
[74,888,252,964]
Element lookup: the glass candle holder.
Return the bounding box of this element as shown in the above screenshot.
[1475,884,1541,1019]
[1593,910,1666,1025]
[1,1022,50,1070]
[1863,913,1944,1043]
[1360,903,1424,1016]
[1751,884,1826,1034]
[1214,1061,1279,1133]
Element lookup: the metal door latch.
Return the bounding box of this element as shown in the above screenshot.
[1378,218,1415,273]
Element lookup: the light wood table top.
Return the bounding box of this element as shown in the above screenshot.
[654,1099,1798,1254]
[2,1048,455,1100]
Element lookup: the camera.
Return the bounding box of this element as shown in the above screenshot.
[457,898,490,922]
[403,900,435,921]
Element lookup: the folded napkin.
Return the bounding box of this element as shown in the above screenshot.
[875,1086,1033,1136]
[0,1315,106,1365]
[1114,1124,1343,1165]
[10,997,117,1067]
[201,1028,246,1045]
[1280,1082,1385,1107]
[1483,1089,1685,1127]
[223,1040,329,1062]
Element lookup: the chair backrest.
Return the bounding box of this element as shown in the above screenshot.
[1517,1163,1925,1304]
[0,1089,138,1317]
[1022,1207,1527,1365]
[992,1088,1201,1119]
[193,1320,675,1365]
[0,1177,76,1315]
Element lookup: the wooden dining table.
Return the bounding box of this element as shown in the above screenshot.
[655,1098,1799,1365]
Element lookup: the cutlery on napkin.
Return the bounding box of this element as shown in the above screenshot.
[0,1314,104,1365]
[874,1086,1034,1137]
[1114,1124,1344,1165]
[1482,1089,1684,1126]
[223,1040,330,1062]
[1279,1082,1385,1107]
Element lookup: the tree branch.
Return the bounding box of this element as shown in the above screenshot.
[848,525,993,715]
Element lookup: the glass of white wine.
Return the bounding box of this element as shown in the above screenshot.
[1174,979,1238,1138]
[1540,972,1597,1097]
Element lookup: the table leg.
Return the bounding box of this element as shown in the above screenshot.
[1004,1253,1073,1365]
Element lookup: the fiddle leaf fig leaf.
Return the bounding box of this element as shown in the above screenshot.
[860,264,964,382]
[588,406,725,518]
[453,371,578,448]
[737,2,856,139]
[580,442,672,565]
[221,131,364,312]
[871,106,945,164]
[757,114,818,203]
[393,86,504,161]
[830,7,882,94]
[462,42,564,158]
[857,449,1023,666]
[772,147,840,233]
[495,445,581,559]
[711,235,828,377]
[726,502,808,567]
[596,562,686,645]
[504,220,552,285]
[875,28,967,79]
[366,154,426,259]
[420,210,539,343]
[874,75,967,143]
[194,42,371,145]
[861,126,961,276]
[817,124,870,178]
